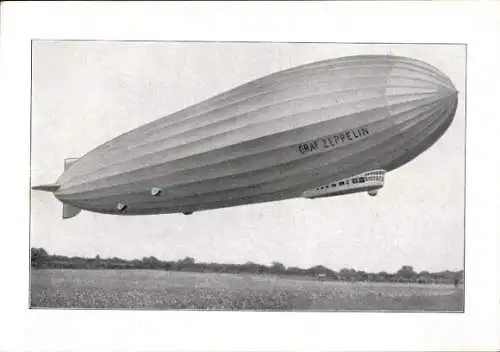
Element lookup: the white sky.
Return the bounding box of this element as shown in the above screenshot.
[30,41,465,273]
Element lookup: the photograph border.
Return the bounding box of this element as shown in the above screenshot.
[29,39,467,313]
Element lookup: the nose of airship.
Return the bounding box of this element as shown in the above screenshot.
[395,56,457,95]
[385,56,459,119]
[380,55,459,172]
[439,75,459,99]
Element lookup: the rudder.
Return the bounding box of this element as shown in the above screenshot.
[63,203,82,219]
[64,157,79,171]
[63,157,82,219]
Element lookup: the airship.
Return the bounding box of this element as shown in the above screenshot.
[32,55,458,219]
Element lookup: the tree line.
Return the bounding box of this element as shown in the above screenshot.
[31,247,463,285]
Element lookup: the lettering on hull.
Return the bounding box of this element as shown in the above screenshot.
[298,127,370,155]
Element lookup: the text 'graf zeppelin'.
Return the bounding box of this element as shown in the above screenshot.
[298,127,370,154]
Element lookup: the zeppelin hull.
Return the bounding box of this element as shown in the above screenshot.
[54,55,458,215]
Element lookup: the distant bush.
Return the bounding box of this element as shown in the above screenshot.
[30,247,463,285]
[31,248,49,268]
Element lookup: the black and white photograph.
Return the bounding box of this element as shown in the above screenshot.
[2,2,500,351]
[30,41,465,312]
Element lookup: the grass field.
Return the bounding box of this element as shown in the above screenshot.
[30,269,464,311]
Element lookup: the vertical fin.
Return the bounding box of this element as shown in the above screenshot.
[64,157,79,171]
[63,204,82,219]
[63,158,82,219]
[32,157,83,219]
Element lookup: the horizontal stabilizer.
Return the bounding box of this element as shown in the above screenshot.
[63,203,82,219]
[31,184,60,192]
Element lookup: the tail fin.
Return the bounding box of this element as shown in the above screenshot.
[62,157,82,219]
[32,157,83,219]
[64,157,79,171]
[63,203,82,219]
[31,184,60,192]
